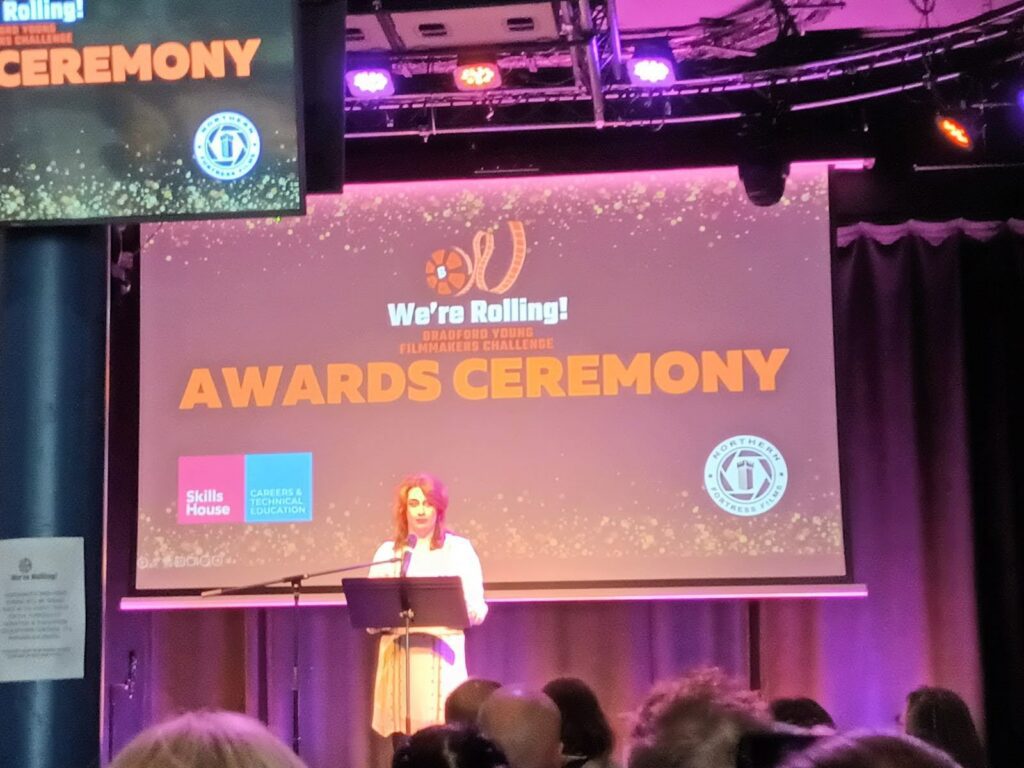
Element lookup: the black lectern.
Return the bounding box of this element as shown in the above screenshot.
[343,576,469,734]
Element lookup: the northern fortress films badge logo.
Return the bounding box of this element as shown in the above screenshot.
[193,111,261,181]
[704,435,788,517]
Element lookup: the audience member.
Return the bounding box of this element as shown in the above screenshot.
[779,732,961,768]
[770,697,836,732]
[393,724,509,768]
[542,677,617,768]
[478,686,563,768]
[446,678,503,727]
[109,710,307,768]
[627,666,770,768]
[903,686,986,768]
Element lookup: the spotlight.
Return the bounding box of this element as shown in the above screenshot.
[737,113,789,207]
[1016,87,1024,113]
[345,54,395,99]
[739,159,790,207]
[935,114,973,150]
[626,42,675,87]
[346,68,395,98]
[454,56,502,92]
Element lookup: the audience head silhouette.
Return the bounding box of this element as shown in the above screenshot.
[392,724,509,768]
[109,710,308,768]
[478,686,563,768]
[903,686,986,768]
[779,732,962,768]
[445,678,502,726]
[627,666,769,768]
[542,676,615,763]
[770,697,836,731]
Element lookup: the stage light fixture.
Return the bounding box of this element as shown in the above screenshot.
[345,56,395,99]
[454,60,502,91]
[626,42,676,87]
[737,113,789,207]
[346,69,395,98]
[935,114,973,150]
[739,159,790,207]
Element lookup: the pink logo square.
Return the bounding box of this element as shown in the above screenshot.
[178,455,245,524]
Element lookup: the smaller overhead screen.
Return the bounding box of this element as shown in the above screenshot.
[0,0,303,225]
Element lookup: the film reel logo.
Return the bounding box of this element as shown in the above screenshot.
[425,220,527,296]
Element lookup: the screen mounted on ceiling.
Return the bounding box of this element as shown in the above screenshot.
[0,0,304,225]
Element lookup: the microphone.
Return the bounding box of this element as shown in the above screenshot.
[400,534,417,577]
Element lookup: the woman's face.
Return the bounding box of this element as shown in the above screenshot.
[405,486,437,540]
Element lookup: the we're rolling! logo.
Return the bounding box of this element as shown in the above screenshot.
[388,220,570,328]
[1,0,84,24]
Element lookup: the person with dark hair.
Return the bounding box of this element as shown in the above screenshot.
[627,667,770,768]
[542,677,617,768]
[109,710,308,768]
[446,678,503,726]
[779,732,961,768]
[770,697,836,732]
[903,686,987,768]
[369,473,489,738]
[392,724,510,768]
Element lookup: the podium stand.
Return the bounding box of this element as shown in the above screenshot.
[343,576,469,734]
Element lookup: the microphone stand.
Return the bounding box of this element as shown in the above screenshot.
[200,556,401,756]
[398,576,414,736]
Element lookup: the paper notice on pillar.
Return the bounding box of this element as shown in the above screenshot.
[0,537,86,683]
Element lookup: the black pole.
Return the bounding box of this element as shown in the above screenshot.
[747,600,762,690]
[403,608,413,735]
[291,578,301,755]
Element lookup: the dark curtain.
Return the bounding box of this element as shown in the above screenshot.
[105,219,1024,768]
[959,221,1024,767]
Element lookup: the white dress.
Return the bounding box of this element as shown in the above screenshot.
[368,533,488,736]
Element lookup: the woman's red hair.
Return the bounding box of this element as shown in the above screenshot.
[393,473,448,550]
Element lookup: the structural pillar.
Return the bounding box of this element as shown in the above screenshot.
[0,226,108,768]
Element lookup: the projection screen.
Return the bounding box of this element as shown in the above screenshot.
[133,163,851,600]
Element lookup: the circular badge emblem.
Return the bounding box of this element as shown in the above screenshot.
[704,435,788,517]
[18,558,32,574]
[193,111,261,181]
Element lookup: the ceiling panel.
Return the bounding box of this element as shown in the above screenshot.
[390,3,560,49]
[614,0,1015,33]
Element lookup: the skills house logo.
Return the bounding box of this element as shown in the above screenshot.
[193,111,261,181]
[704,435,788,517]
[177,452,312,525]
[425,220,527,296]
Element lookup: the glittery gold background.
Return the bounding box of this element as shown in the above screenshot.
[0,0,301,224]
[136,163,846,591]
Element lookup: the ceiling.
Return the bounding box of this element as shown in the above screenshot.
[337,0,1024,170]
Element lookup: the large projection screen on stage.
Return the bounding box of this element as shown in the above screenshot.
[135,163,849,597]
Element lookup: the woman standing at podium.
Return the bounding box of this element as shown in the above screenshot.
[368,473,488,738]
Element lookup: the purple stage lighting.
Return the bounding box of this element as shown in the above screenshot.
[625,41,676,87]
[345,68,395,99]
[627,56,674,86]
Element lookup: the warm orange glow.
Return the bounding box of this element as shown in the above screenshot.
[454,63,501,91]
[936,115,973,150]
